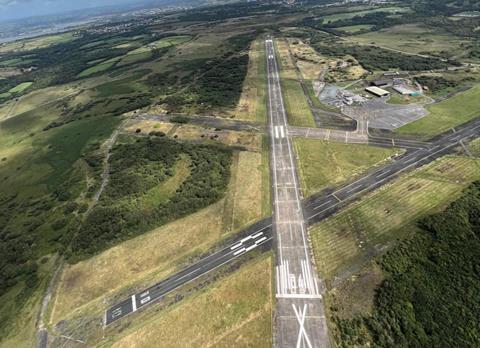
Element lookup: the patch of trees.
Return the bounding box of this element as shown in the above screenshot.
[310,40,455,71]
[413,75,471,92]
[192,54,249,110]
[321,11,407,33]
[333,181,480,347]
[147,32,253,113]
[68,136,232,259]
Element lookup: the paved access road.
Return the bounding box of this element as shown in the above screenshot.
[266,37,329,348]
[105,219,272,325]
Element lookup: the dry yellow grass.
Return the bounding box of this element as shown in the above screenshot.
[50,146,265,324]
[110,256,272,348]
[50,202,226,323]
[124,120,174,134]
[223,151,263,232]
[310,156,480,280]
[276,39,297,80]
[234,39,261,122]
[276,39,315,127]
[287,39,367,82]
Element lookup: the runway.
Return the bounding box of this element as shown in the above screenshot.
[105,55,480,333]
[266,37,329,348]
[104,115,480,328]
[104,219,272,325]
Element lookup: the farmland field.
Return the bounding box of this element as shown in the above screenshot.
[320,6,410,23]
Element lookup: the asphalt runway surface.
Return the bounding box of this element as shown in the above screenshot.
[105,218,272,325]
[265,38,330,348]
[104,116,480,328]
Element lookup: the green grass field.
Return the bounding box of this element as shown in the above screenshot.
[77,61,117,78]
[397,84,480,139]
[151,35,191,49]
[8,82,33,93]
[320,7,410,23]
[336,24,374,34]
[294,138,399,197]
[0,32,76,54]
[348,23,471,56]
[309,155,480,281]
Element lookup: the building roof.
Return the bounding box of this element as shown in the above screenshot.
[371,80,389,86]
[365,86,390,97]
[393,85,415,95]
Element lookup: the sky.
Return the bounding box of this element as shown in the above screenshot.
[0,0,141,22]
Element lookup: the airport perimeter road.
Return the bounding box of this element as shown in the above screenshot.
[266,37,329,348]
[104,219,272,325]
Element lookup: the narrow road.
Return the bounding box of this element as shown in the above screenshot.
[266,37,329,348]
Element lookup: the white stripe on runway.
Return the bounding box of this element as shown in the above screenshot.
[230,242,243,250]
[255,236,268,244]
[131,295,137,312]
[251,232,264,239]
[233,248,246,256]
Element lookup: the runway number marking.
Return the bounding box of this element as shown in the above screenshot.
[112,308,122,318]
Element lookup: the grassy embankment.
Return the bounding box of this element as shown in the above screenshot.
[397,84,480,139]
[309,155,480,282]
[294,138,399,197]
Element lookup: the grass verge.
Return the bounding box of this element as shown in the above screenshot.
[108,255,272,348]
[294,138,399,197]
[396,84,480,139]
[275,39,315,127]
[309,155,480,282]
